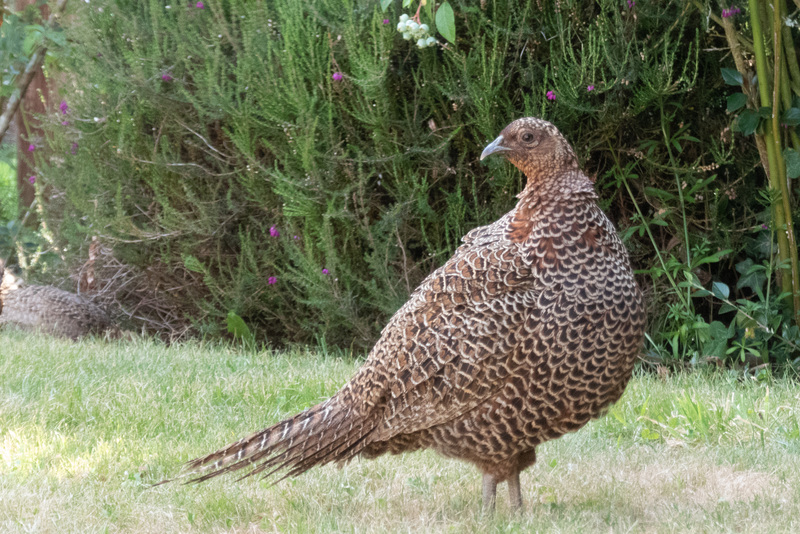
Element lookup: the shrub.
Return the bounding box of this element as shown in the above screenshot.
[23,0,798,362]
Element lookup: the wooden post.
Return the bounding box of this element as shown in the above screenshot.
[15,0,51,214]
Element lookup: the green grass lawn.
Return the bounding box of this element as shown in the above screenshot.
[1,329,800,533]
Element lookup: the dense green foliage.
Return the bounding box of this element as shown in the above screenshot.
[7,0,799,362]
[0,142,16,219]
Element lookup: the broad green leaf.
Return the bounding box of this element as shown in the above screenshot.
[712,281,730,300]
[736,109,759,136]
[735,258,767,293]
[381,0,393,10]
[22,30,40,56]
[227,311,254,343]
[435,1,456,44]
[784,148,800,179]
[734,258,755,274]
[721,67,743,86]
[726,93,747,112]
[783,107,800,126]
[43,27,66,47]
[735,310,758,329]
[694,248,732,267]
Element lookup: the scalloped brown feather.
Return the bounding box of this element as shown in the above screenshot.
[173,118,646,511]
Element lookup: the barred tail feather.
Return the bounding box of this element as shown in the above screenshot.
[158,395,379,486]
[248,414,376,483]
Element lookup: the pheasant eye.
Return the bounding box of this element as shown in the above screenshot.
[521,132,534,143]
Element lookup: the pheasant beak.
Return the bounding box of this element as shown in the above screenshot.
[480,135,511,161]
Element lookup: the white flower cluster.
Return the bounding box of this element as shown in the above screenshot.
[396,14,437,48]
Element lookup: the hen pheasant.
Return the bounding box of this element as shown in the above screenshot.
[0,269,116,339]
[173,118,646,511]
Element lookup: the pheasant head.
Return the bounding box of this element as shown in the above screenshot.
[480,117,579,188]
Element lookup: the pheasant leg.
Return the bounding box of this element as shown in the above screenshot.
[482,473,497,512]
[508,470,523,512]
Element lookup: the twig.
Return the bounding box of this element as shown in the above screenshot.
[396,228,411,295]
[176,120,230,160]
[129,156,238,176]
[412,0,423,22]
[0,0,70,143]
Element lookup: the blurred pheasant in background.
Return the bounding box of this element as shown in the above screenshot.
[0,260,4,315]
[169,118,646,512]
[0,268,117,339]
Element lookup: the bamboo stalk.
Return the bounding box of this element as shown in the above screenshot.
[749,0,796,307]
[778,43,797,147]
[771,0,800,323]
[783,19,800,96]
[780,0,800,152]
[720,5,777,183]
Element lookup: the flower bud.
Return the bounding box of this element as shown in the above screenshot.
[399,14,409,23]
[417,38,427,48]
[407,21,419,31]
[420,24,429,32]
[426,36,437,46]
[397,22,405,31]
[403,32,412,40]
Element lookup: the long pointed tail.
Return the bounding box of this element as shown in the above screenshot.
[158,395,377,486]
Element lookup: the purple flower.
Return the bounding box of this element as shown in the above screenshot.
[269,225,280,237]
[161,73,173,81]
[70,142,78,155]
[627,0,635,8]
[546,90,556,101]
[293,235,299,240]
[28,144,36,152]
[28,176,36,185]
[383,19,390,24]
[195,1,204,8]
[722,6,741,18]
[761,224,769,230]
[587,85,595,92]
[322,268,329,275]
[268,276,277,285]
[59,100,69,115]
[332,72,343,81]
[61,121,70,126]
